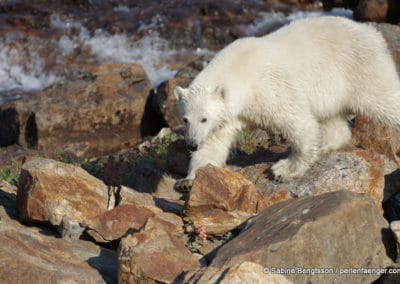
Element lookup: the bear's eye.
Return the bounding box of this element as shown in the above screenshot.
[183,118,188,124]
[201,118,207,123]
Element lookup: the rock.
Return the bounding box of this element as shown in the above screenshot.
[85,204,157,243]
[354,0,389,22]
[0,63,152,159]
[175,54,214,79]
[0,180,18,223]
[117,185,157,207]
[179,261,293,284]
[390,220,400,262]
[152,55,214,130]
[184,165,267,236]
[123,158,182,201]
[84,185,183,243]
[58,215,85,241]
[211,191,394,284]
[238,149,387,210]
[118,216,200,283]
[0,220,117,283]
[0,181,117,284]
[352,116,400,166]
[117,184,184,216]
[16,157,109,226]
[153,77,192,129]
[323,0,400,23]
[85,202,183,243]
[374,23,400,74]
[0,144,37,169]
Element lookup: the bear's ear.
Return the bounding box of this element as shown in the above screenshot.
[214,86,226,101]
[174,86,188,101]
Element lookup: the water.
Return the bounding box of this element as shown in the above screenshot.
[0,7,352,105]
[242,8,353,36]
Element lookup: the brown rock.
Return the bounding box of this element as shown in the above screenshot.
[211,191,394,284]
[374,23,400,74]
[239,149,387,210]
[118,217,200,283]
[355,0,389,22]
[184,165,267,236]
[117,185,157,207]
[0,218,117,283]
[0,63,152,159]
[352,116,400,166]
[179,261,293,284]
[86,201,183,243]
[16,157,109,225]
[154,77,191,129]
[124,158,182,201]
[86,204,155,243]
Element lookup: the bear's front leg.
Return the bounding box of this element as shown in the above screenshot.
[174,125,237,192]
[271,114,321,182]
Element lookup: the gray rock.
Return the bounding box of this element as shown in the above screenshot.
[58,215,85,241]
[211,191,394,284]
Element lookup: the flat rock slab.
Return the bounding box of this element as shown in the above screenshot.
[0,218,117,283]
[211,191,394,284]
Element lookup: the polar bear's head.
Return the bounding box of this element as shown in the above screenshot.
[174,85,227,152]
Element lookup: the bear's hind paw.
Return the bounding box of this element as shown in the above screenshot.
[174,178,194,193]
[270,158,309,182]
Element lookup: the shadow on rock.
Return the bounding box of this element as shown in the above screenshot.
[87,247,118,284]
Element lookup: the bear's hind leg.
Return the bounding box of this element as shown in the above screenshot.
[271,114,321,182]
[320,116,351,153]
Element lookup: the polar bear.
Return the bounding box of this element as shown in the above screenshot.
[174,16,400,191]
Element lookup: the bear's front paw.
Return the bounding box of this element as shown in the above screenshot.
[174,178,194,193]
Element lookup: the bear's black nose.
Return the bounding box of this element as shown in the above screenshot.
[187,143,198,152]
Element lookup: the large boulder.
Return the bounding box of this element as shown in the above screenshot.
[0,223,117,283]
[179,261,293,284]
[118,216,200,283]
[184,165,267,236]
[0,176,117,283]
[237,148,390,210]
[352,116,400,166]
[0,63,152,159]
[354,0,400,23]
[211,191,394,284]
[16,157,109,226]
[354,0,389,22]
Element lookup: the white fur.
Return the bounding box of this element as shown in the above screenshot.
[175,16,400,181]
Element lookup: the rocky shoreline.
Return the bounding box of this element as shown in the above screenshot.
[1,1,400,283]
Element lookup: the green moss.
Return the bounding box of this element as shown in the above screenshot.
[0,166,20,186]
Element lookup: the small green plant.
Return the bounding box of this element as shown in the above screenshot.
[51,149,76,164]
[187,237,202,253]
[81,158,103,178]
[0,167,20,186]
[236,130,270,155]
[147,132,182,168]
